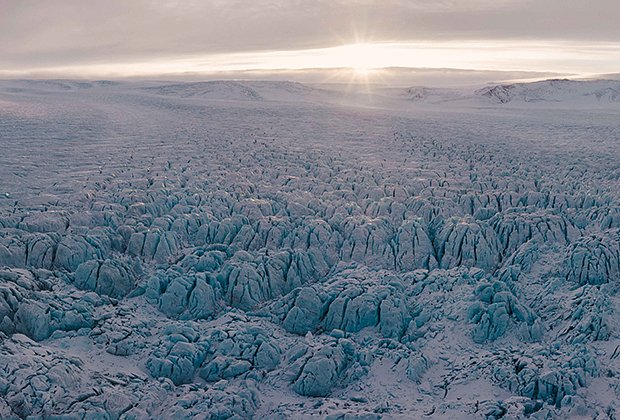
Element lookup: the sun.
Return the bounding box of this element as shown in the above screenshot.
[353,66,371,76]
[341,43,378,74]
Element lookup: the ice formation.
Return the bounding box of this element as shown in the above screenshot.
[0,78,619,418]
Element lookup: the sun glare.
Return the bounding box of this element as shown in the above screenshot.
[353,66,371,76]
[341,43,379,74]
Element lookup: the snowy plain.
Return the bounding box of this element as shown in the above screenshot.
[0,78,619,419]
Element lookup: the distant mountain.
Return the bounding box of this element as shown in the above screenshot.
[3,78,619,108]
[142,80,315,102]
[0,79,120,93]
[143,81,263,100]
[402,78,620,106]
[475,79,620,104]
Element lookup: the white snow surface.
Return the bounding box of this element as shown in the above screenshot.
[0,78,619,419]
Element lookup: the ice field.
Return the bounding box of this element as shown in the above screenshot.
[0,78,619,418]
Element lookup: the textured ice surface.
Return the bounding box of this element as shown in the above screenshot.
[0,78,619,418]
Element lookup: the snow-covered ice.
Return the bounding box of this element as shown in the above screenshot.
[0,78,619,418]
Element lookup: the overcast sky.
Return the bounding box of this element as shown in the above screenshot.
[1,0,619,77]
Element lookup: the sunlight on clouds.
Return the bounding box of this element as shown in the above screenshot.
[7,40,620,79]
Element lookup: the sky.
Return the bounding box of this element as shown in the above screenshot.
[1,0,619,79]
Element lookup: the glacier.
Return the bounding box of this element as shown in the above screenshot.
[0,78,619,418]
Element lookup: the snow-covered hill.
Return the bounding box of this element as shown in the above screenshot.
[402,78,620,107]
[0,78,619,418]
[143,80,265,101]
[0,79,121,93]
[476,79,620,104]
[142,80,319,102]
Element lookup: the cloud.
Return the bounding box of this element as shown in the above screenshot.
[0,0,618,73]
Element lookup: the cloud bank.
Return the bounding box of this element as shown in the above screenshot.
[1,0,618,76]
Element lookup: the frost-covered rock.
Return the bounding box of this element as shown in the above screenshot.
[146,267,221,319]
[164,383,260,419]
[269,266,487,342]
[281,287,323,335]
[468,281,542,343]
[54,233,110,272]
[565,230,620,285]
[73,258,137,298]
[492,348,597,408]
[90,309,152,356]
[0,268,97,340]
[146,325,209,385]
[0,232,27,268]
[555,285,612,344]
[127,228,179,263]
[288,339,368,397]
[219,248,326,310]
[0,334,86,417]
[394,219,437,270]
[339,216,395,268]
[434,217,501,271]
[199,320,282,382]
[0,231,59,269]
[270,268,413,339]
[2,79,620,418]
[491,210,580,256]
[178,247,227,273]
[13,301,53,340]
[18,211,69,233]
